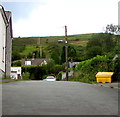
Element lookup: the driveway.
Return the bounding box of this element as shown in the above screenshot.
[2,81,118,115]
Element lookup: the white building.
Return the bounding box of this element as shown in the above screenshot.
[69,62,80,68]
[118,1,120,26]
[11,67,22,79]
[0,5,8,78]
[0,5,13,78]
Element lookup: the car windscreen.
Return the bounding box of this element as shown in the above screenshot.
[46,77,54,79]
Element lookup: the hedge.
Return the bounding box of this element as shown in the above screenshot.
[74,55,119,83]
[22,64,65,80]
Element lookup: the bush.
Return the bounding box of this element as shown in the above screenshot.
[57,71,63,81]
[22,63,65,80]
[113,57,120,81]
[22,66,46,80]
[22,72,30,80]
[54,64,65,75]
[43,75,48,79]
[74,55,115,83]
[12,60,21,66]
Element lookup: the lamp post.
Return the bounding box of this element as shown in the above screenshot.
[65,25,68,81]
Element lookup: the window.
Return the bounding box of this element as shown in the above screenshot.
[25,61,31,66]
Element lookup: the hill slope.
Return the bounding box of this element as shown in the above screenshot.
[12,33,93,61]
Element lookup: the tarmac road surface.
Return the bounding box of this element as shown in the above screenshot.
[2,81,119,115]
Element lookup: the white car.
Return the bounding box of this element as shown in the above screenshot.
[10,75,16,79]
[44,76,56,81]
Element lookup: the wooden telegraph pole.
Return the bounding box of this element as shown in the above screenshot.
[38,37,42,58]
[65,26,68,81]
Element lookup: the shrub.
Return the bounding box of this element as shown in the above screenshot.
[74,55,115,83]
[22,66,46,80]
[22,64,65,80]
[12,60,21,66]
[113,57,120,81]
[57,71,63,81]
[54,64,65,75]
[22,72,30,80]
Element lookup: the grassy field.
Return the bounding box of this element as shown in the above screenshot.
[13,33,93,46]
[12,33,93,60]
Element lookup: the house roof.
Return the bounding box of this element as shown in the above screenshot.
[0,5,13,38]
[0,5,8,26]
[22,58,50,66]
[5,11,11,20]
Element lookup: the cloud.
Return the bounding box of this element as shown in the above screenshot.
[13,0,119,37]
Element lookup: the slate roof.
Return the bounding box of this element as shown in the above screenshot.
[0,6,13,38]
[0,6,8,25]
[22,58,50,66]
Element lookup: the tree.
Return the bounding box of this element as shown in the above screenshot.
[47,42,63,64]
[51,51,60,64]
[105,24,120,55]
[86,46,103,59]
[60,46,66,64]
[101,33,115,52]
[60,45,77,64]
[27,50,46,59]
[106,24,120,34]
[12,51,21,61]
[68,45,77,60]
[43,60,56,74]
[86,33,115,59]
[12,60,21,66]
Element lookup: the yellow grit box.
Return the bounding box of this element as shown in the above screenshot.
[96,72,114,83]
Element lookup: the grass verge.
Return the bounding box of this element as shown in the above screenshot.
[0,79,32,84]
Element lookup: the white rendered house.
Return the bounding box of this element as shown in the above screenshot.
[11,67,22,79]
[0,5,13,78]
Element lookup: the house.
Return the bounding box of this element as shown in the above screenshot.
[0,5,13,78]
[11,67,22,79]
[69,61,80,68]
[21,58,50,66]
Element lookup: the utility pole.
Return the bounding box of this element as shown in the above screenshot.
[65,25,68,81]
[38,37,42,58]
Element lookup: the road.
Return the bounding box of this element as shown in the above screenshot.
[2,81,118,115]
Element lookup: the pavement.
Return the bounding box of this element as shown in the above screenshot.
[0,79,14,83]
[94,82,120,89]
[2,81,118,115]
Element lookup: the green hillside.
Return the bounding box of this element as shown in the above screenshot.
[12,33,93,61]
[13,33,92,46]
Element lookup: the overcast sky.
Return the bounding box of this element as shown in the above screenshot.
[1,0,120,37]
